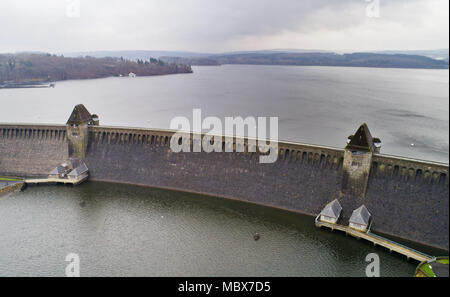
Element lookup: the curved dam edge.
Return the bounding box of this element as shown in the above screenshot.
[88,177,448,252]
[0,124,448,250]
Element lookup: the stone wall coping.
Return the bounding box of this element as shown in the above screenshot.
[0,123,66,129]
[372,154,449,171]
[1,123,448,168]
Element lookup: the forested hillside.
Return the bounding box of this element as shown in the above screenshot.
[0,53,192,83]
[160,52,449,69]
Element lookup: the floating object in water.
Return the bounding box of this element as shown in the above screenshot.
[411,143,415,147]
[253,233,260,241]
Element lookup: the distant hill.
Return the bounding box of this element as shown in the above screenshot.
[61,49,449,70]
[64,50,210,60]
[374,49,449,62]
[160,52,449,69]
[63,49,334,60]
[0,53,192,84]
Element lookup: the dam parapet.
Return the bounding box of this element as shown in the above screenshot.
[0,104,448,249]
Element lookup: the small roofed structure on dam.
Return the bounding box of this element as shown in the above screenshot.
[319,199,342,224]
[67,104,99,127]
[66,104,99,159]
[48,159,89,185]
[49,163,71,179]
[91,114,100,126]
[67,161,89,182]
[342,123,382,198]
[346,123,381,153]
[349,205,371,232]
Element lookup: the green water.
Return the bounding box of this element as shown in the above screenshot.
[0,182,425,277]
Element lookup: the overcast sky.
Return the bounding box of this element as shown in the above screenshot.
[0,0,448,53]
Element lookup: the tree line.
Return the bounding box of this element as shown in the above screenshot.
[0,53,193,83]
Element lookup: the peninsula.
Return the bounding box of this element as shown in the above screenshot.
[0,53,193,86]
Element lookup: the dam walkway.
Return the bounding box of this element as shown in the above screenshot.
[25,176,87,186]
[315,216,434,263]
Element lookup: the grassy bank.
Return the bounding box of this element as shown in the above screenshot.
[0,177,22,181]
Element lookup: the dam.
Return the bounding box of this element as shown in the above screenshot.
[0,105,448,251]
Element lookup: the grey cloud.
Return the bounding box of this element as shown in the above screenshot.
[0,0,447,53]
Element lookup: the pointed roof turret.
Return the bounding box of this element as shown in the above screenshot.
[346,123,378,152]
[349,205,371,226]
[320,199,342,220]
[67,104,93,125]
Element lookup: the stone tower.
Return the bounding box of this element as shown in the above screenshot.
[66,104,98,159]
[341,123,381,198]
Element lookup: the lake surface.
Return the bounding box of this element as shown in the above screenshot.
[0,65,448,276]
[0,65,448,163]
[0,182,419,277]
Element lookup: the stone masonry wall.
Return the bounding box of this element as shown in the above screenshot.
[0,124,448,249]
[0,125,68,177]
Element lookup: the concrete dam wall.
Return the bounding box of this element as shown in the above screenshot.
[0,123,448,250]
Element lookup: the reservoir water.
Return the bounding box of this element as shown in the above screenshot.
[0,182,422,277]
[0,65,448,276]
[0,65,448,163]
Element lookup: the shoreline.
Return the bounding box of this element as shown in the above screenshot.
[0,71,193,89]
[192,63,449,71]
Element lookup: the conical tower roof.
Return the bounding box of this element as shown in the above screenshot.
[67,104,92,125]
[345,123,375,152]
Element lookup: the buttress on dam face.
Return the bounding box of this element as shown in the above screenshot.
[0,104,448,250]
